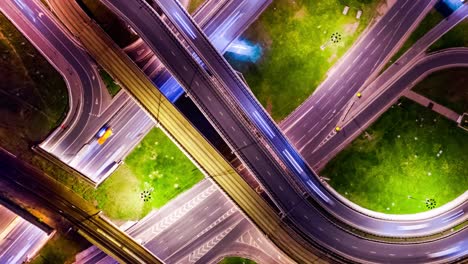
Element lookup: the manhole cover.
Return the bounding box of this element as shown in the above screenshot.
[425,198,436,209]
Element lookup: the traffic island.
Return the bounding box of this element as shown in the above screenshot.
[321,98,468,214]
[225,0,384,121]
[94,128,205,221]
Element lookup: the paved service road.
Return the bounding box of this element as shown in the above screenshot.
[4,0,267,184]
[76,180,288,264]
[0,148,162,263]
[104,0,468,262]
[312,48,468,170]
[0,0,142,183]
[0,213,50,264]
[281,0,439,152]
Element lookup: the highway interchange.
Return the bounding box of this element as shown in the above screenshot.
[0,0,467,263]
[36,0,270,184]
[89,0,468,262]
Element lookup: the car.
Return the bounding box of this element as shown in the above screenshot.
[97,127,113,145]
[96,125,110,138]
[96,125,113,145]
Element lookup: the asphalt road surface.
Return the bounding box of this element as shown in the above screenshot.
[76,180,288,264]
[0,148,162,263]
[3,0,268,184]
[105,0,468,262]
[0,205,50,264]
[0,0,143,183]
[312,48,468,171]
[307,3,468,167]
[281,0,438,152]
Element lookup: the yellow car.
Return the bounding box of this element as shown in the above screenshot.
[97,127,113,145]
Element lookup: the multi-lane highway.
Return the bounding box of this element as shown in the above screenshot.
[0,205,50,264]
[0,0,145,183]
[313,48,468,171]
[99,0,468,262]
[3,0,261,184]
[12,0,465,262]
[47,0,329,262]
[293,2,468,168]
[310,3,468,168]
[76,180,288,264]
[0,147,162,263]
[281,0,439,153]
[34,0,268,184]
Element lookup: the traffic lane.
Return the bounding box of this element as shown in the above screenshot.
[0,149,160,264]
[83,181,226,263]
[143,197,237,260]
[152,0,434,239]
[75,104,153,181]
[309,49,468,165]
[80,115,153,183]
[0,148,160,263]
[108,0,460,239]
[195,220,283,264]
[156,0,375,217]
[13,0,153,186]
[0,0,94,152]
[123,0,232,73]
[124,0,269,102]
[241,1,468,236]
[288,1,468,152]
[135,189,233,247]
[347,3,468,119]
[4,0,109,152]
[102,1,467,262]
[306,51,468,230]
[288,202,468,264]
[163,212,245,263]
[342,3,468,129]
[194,0,231,26]
[0,220,49,264]
[281,0,433,130]
[153,0,468,256]
[57,91,131,164]
[287,0,432,151]
[144,1,308,205]
[294,5,468,158]
[69,100,137,168]
[71,99,139,166]
[124,39,153,61]
[107,0,301,210]
[0,206,16,231]
[125,0,465,243]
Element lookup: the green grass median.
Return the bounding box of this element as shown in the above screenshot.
[321,98,468,214]
[226,0,383,120]
[98,69,121,97]
[0,13,68,152]
[219,257,256,264]
[429,20,468,52]
[187,0,206,14]
[412,68,468,114]
[95,128,204,220]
